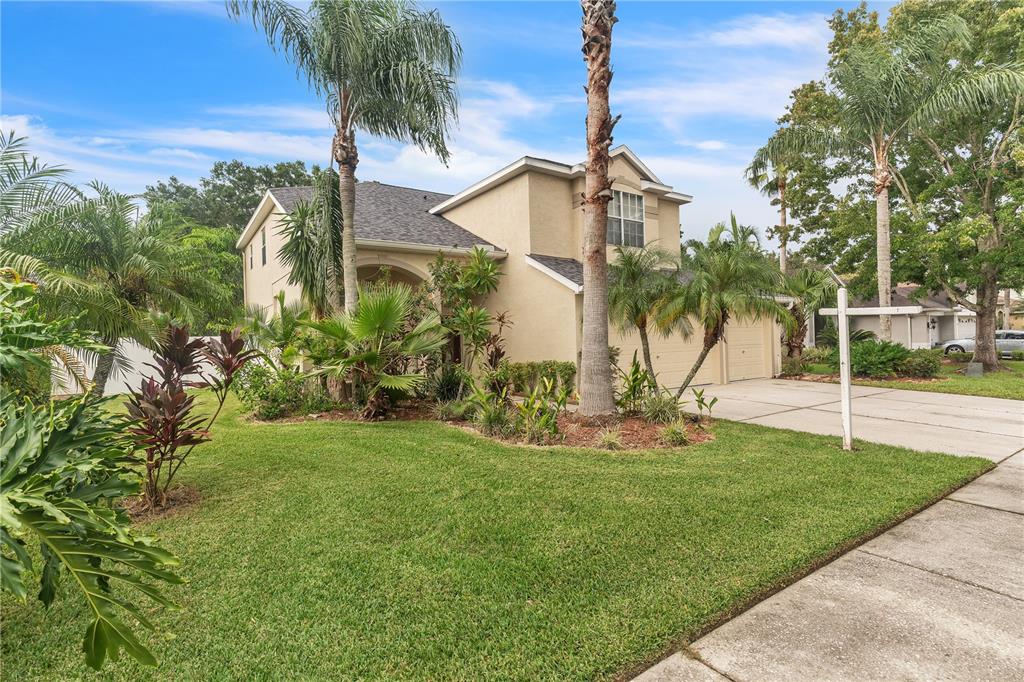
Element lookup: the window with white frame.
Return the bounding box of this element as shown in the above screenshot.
[606,190,644,247]
[261,229,267,265]
[249,244,253,269]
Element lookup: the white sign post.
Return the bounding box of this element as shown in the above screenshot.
[836,287,853,450]
[819,270,924,452]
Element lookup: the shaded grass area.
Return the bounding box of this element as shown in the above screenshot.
[2,396,990,681]
[804,360,1024,400]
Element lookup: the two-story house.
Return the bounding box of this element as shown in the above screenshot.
[237,146,783,389]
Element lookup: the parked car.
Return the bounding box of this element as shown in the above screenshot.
[935,330,1024,357]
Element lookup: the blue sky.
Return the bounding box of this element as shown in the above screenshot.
[1,1,890,241]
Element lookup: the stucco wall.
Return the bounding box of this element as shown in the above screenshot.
[851,314,933,349]
[443,173,580,364]
[241,210,302,314]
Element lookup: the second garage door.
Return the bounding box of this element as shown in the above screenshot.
[724,317,771,381]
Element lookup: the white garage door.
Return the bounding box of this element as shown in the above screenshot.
[609,325,721,389]
[725,317,770,381]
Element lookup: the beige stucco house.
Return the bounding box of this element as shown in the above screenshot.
[237,146,783,389]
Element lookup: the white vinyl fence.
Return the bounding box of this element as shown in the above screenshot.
[52,337,217,397]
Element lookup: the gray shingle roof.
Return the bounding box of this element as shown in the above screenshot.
[528,254,583,287]
[268,182,496,250]
[528,253,692,290]
[854,284,957,310]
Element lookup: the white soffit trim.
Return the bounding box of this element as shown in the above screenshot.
[525,255,583,294]
[357,238,507,259]
[429,156,576,215]
[819,305,923,316]
[431,145,685,215]
[236,190,286,250]
[611,145,662,184]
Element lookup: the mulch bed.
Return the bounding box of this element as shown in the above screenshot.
[122,485,201,523]
[257,402,712,450]
[557,413,714,450]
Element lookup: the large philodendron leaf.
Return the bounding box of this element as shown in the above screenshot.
[1,397,182,670]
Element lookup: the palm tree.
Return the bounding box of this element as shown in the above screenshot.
[279,167,344,318]
[246,290,309,368]
[658,221,790,399]
[781,268,835,358]
[304,282,448,419]
[751,15,1023,341]
[0,131,80,234]
[1,185,209,395]
[227,0,461,313]
[744,156,791,274]
[578,0,619,417]
[608,244,691,382]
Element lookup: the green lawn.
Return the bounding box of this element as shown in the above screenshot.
[2,396,990,681]
[804,360,1024,400]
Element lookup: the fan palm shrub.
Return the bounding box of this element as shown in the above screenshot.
[751,15,1024,342]
[609,244,691,382]
[227,0,461,313]
[658,220,791,398]
[304,282,448,419]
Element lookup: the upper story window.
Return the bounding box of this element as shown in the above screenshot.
[249,244,253,269]
[260,229,267,265]
[607,190,644,247]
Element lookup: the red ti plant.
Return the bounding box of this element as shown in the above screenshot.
[125,325,257,509]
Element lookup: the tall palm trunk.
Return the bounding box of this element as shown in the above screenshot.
[777,176,788,275]
[873,154,893,341]
[90,336,118,397]
[675,325,721,399]
[579,0,618,417]
[333,124,359,314]
[636,320,655,381]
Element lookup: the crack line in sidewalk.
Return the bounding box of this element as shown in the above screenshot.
[945,496,1024,518]
[682,648,738,682]
[855,548,1023,603]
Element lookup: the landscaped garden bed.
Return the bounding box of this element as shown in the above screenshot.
[1,395,991,681]
[800,359,1024,400]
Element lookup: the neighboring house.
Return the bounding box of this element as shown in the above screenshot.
[237,146,783,389]
[822,284,977,349]
[997,289,1024,331]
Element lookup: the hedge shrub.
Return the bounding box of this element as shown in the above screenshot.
[829,340,909,378]
[897,349,941,378]
[501,360,576,394]
[233,363,336,420]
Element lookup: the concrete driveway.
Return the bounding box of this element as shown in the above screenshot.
[685,378,1023,461]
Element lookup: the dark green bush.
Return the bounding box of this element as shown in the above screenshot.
[502,360,576,394]
[424,363,470,402]
[780,357,804,377]
[233,363,336,420]
[829,340,910,378]
[897,349,941,378]
[1011,350,1024,361]
[944,351,973,362]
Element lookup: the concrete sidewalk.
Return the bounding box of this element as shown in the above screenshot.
[635,381,1024,681]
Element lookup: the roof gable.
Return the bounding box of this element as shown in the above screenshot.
[237,181,498,253]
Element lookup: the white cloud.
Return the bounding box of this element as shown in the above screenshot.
[617,13,829,52]
[206,104,328,130]
[706,14,831,49]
